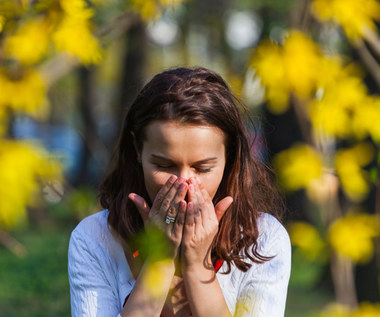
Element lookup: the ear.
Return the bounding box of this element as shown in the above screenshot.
[131,132,142,163]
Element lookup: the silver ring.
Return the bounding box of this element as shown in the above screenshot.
[165,215,176,224]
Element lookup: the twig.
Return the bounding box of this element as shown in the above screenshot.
[0,231,27,258]
[354,39,380,89]
[363,27,380,59]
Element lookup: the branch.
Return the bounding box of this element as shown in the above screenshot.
[363,27,380,59]
[0,231,27,257]
[354,39,380,89]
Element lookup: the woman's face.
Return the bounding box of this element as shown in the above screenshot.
[140,120,226,203]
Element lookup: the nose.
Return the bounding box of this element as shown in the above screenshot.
[177,168,195,182]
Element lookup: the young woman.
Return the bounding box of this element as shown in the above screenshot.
[68,67,291,317]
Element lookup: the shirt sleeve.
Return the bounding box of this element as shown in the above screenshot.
[234,221,291,317]
[68,228,122,317]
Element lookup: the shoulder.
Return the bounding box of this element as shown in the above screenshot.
[68,209,121,263]
[256,212,291,256]
[71,209,109,239]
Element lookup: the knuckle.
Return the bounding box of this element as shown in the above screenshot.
[161,198,171,209]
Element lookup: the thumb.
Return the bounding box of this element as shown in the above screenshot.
[214,196,233,222]
[128,193,150,221]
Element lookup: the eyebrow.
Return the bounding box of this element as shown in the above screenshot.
[151,154,218,164]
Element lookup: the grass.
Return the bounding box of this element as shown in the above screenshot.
[0,221,74,317]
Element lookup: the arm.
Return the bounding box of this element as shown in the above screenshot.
[181,178,233,317]
[124,175,188,317]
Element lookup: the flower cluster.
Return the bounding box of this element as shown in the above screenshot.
[311,0,380,40]
[329,212,380,263]
[0,140,62,229]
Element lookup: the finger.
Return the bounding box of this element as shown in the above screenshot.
[159,177,186,219]
[166,182,188,219]
[187,181,198,206]
[183,201,195,244]
[214,196,233,222]
[128,193,150,221]
[151,175,177,212]
[172,200,186,236]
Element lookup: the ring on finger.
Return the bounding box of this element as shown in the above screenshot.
[165,215,176,224]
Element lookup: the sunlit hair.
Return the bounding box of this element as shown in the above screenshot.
[98,67,284,272]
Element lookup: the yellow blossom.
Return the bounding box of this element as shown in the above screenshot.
[312,0,380,40]
[0,15,5,32]
[0,70,48,118]
[351,302,380,317]
[0,140,62,229]
[335,143,374,201]
[4,18,51,65]
[53,0,102,64]
[311,66,368,138]
[251,31,324,113]
[53,15,102,64]
[329,212,380,263]
[317,303,352,317]
[129,0,186,21]
[288,222,326,261]
[273,144,323,192]
[352,97,380,142]
[250,40,289,113]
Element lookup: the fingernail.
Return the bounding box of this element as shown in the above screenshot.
[178,177,186,184]
[180,183,187,190]
[168,175,177,183]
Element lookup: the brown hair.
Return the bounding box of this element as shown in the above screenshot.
[98,67,284,272]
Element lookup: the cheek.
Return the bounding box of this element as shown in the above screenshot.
[202,169,225,199]
[144,171,171,202]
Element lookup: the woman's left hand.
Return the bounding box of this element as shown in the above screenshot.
[181,177,233,271]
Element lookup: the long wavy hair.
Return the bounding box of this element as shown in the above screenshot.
[98,67,284,273]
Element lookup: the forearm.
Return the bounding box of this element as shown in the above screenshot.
[183,265,232,317]
[121,258,176,317]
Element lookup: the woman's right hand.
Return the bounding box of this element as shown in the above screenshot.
[128,175,188,258]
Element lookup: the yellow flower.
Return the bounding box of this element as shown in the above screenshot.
[251,40,290,113]
[351,302,380,317]
[53,0,102,64]
[282,31,322,98]
[0,69,48,118]
[288,222,326,261]
[329,212,380,263]
[251,31,324,113]
[0,140,62,229]
[317,303,352,317]
[311,75,368,138]
[335,143,374,202]
[312,0,380,40]
[352,97,380,142]
[273,144,323,192]
[4,18,51,65]
[0,15,5,32]
[129,0,186,20]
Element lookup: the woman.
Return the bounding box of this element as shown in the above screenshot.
[68,67,291,317]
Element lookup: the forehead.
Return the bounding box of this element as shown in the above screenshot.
[143,120,226,159]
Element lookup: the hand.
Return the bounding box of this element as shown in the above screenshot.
[181,177,233,271]
[129,175,188,259]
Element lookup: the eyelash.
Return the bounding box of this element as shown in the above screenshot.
[154,164,211,173]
